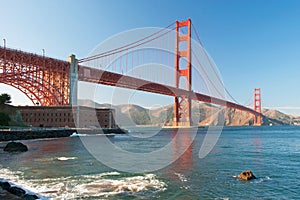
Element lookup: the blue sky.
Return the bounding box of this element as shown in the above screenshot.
[1,0,300,115]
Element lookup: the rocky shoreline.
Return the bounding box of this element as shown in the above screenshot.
[0,128,127,141]
[0,127,127,199]
[0,129,74,141]
[0,179,42,199]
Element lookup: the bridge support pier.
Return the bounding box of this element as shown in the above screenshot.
[68,54,78,105]
[68,54,79,127]
[173,19,192,127]
[253,88,262,126]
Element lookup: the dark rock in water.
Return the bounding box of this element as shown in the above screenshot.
[237,170,256,181]
[24,193,39,200]
[3,142,28,152]
[0,181,11,190]
[8,186,26,196]
[0,181,39,199]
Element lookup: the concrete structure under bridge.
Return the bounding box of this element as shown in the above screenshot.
[18,106,116,128]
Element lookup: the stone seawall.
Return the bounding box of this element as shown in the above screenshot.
[0,128,128,141]
[0,129,75,141]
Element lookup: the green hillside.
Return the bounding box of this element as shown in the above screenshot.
[0,104,26,127]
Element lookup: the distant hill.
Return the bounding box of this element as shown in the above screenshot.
[78,99,111,108]
[78,99,300,126]
[262,109,300,125]
[78,99,151,126]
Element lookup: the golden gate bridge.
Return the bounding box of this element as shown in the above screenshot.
[0,19,262,126]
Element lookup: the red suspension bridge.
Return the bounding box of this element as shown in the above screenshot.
[0,19,262,126]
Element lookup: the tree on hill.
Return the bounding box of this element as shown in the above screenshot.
[0,112,10,126]
[0,93,12,105]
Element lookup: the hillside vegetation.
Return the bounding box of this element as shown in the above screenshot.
[0,104,26,126]
[79,99,300,126]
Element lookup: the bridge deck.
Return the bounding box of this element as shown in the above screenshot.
[78,66,260,116]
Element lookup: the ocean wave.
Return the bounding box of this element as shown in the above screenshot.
[0,166,166,199]
[70,132,87,137]
[0,179,48,200]
[81,171,121,178]
[71,174,167,198]
[70,132,115,137]
[34,156,78,162]
[0,167,48,199]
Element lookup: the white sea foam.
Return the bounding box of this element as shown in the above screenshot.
[56,157,77,161]
[0,167,49,199]
[0,179,48,200]
[175,172,191,190]
[35,156,78,162]
[175,172,188,182]
[251,176,272,184]
[70,132,115,137]
[70,132,79,137]
[81,171,121,178]
[70,132,88,137]
[265,176,271,180]
[0,166,166,199]
[72,173,166,198]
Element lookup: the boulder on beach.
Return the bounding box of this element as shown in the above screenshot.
[3,142,28,152]
[237,170,256,181]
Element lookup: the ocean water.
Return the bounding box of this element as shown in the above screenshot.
[0,126,300,199]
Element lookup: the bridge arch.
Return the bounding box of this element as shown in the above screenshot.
[0,83,34,105]
[1,79,56,105]
[0,46,70,106]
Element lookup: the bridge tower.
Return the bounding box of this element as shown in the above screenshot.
[254,88,262,126]
[68,54,78,105]
[173,19,192,127]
